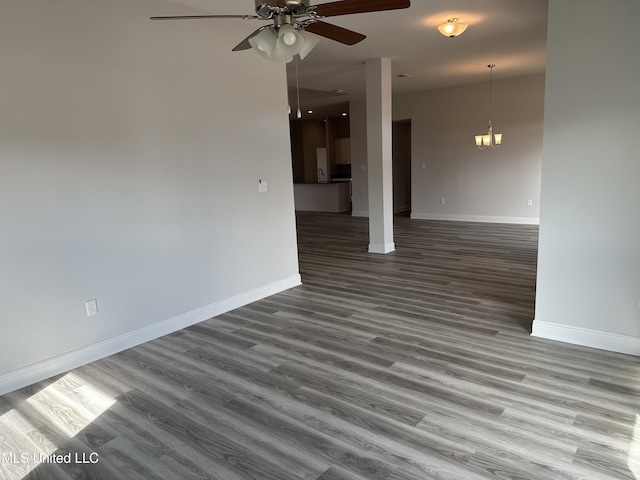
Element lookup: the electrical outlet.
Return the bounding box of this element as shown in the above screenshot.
[85,299,98,317]
[526,199,533,207]
[440,197,445,205]
[258,179,268,192]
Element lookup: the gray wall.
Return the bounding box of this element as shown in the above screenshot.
[393,74,545,224]
[0,0,300,392]
[349,74,545,222]
[533,0,640,353]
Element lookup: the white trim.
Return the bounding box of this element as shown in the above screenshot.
[531,320,640,356]
[0,274,302,396]
[410,212,540,225]
[351,210,369,218]
[368,242,396,254]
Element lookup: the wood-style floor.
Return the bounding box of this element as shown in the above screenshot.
[2,212,640,479]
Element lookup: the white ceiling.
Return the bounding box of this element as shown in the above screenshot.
[162,0,549,116]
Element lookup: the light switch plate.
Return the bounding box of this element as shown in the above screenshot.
[258,180,268,192]
[86,299,98,317]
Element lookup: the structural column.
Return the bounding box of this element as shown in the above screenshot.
[366,57,395,254]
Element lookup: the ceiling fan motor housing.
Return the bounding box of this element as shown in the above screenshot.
[254,0,311,18]
[284,0,312,14]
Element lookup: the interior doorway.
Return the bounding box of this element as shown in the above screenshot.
[392,119,412,216]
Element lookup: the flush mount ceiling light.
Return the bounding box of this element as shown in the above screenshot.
[437,18,468,37]
[475,64,503,149]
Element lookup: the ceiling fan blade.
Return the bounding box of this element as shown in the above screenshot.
[150,15,261,21]
[232,26,269,51]
[305,21,366,45]
[314,0,410,17]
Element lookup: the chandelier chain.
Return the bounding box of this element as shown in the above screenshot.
[474,64,501,149]
[488,64,495,121]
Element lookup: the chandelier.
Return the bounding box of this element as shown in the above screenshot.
[475,64,503,149]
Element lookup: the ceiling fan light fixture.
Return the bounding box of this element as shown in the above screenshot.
[250,25,318,63]
[438,18,468,38]
[248,28,278,60]
[282,31,298,47]
[151,0,410,62]
[276,25,305,58]
[248,26,298,63]
[298,31,320,60]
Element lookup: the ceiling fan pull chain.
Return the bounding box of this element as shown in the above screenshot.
[295,56,302,118]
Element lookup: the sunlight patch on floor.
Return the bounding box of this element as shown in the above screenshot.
[629,414,640,479]
[24,372,116,437]
[0,372,116,480]
[0,407,58,478]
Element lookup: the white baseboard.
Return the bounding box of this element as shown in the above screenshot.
[410,212,540,225]
[368,242,396,254]
[0,274,302,396]
[531,320,640,356]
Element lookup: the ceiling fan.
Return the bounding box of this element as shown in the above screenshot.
[151,0,411,62]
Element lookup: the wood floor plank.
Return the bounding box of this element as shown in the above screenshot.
[2,212,639,479]
[118,388,302,480]
[221,395,397,480]
[172,395,330,480]
[291,385,478,464]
